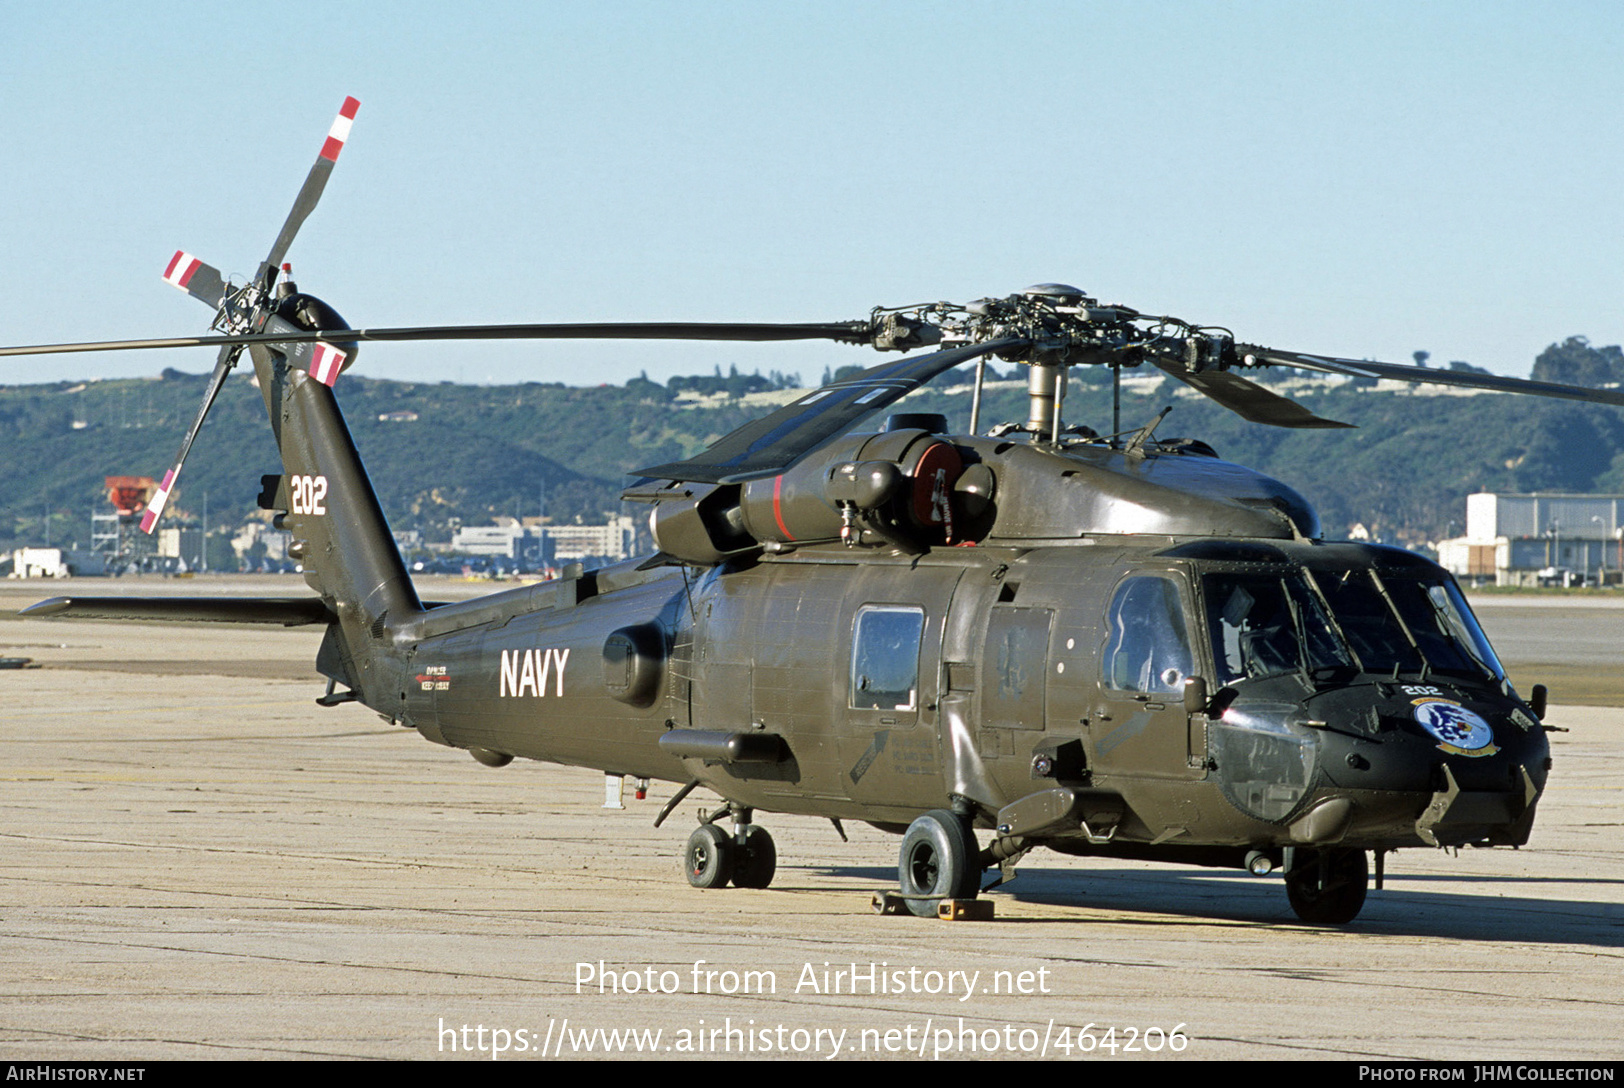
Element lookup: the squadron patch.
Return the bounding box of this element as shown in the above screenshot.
[1411,697,1497,757]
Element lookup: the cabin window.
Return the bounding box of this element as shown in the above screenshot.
[850,605,925,710]
[1103,576,1194,694]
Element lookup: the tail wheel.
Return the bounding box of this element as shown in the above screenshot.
[1285,847,1369,924]
[897,809,980,918]
[683,824,735,889]
[730,825,777,889]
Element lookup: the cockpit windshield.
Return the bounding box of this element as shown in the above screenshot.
[1309,569,1423,674]
[1203,572,1354,684]
[1200,566,1503,685]
[1378,575,1504,680]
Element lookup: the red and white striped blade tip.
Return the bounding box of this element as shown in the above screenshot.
[140,471,175,534]
[162,250,201,290]
[310,342,347,386]
[319,97,360,162]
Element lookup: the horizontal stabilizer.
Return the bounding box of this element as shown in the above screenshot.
[22,596,337,626]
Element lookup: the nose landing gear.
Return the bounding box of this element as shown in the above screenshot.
[1284,847,1369,924]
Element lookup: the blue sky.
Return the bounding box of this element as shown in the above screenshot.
[4,1,1621,387]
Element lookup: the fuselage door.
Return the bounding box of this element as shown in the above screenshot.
[836,565,960,812]
[1092,573,1208,781]
[979,605,1056,749]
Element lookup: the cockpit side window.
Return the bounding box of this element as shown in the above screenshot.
[1435,578,1505,679]
[1102,576,1194,695]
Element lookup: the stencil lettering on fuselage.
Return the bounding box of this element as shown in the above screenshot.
[498,648,570,698]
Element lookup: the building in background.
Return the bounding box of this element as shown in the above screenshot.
[448,515,637,568]
[156,525,204,570]
[1437,492,1624,586]
[543,516,636,564]
[8,547,107,578]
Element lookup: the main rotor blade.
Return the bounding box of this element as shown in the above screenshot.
[1151,356,1352,428]
[139,343,240,533]
[0,321,874,359]
[1242,346,1624,408]
[262,96,359,280]
[635,337,1024,484]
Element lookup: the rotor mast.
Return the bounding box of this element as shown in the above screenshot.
[1017,282,1082,446]
[1026,362,1065,443]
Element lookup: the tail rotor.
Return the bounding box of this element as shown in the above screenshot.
[140,97,362,533]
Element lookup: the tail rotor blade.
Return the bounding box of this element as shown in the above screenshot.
[262,96,359,280]
[138,468,177,535]
[143,98,358,532]
[139,343,241,533]
[162,250,228,309]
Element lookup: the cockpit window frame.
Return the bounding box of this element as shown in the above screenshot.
[1372,569,1506,682]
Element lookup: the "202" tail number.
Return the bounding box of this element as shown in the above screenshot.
[291,474,328,516]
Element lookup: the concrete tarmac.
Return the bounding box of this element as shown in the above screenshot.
[2,578,1621,1061]
[1470,595,1624,706]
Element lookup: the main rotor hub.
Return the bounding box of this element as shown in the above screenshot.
[1020,283,1086,303]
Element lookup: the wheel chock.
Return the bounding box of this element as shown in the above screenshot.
[872,890,907,914]
[872,891,994,919]
[938,898,994,921]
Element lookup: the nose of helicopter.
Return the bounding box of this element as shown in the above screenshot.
[1214,688,1549,849]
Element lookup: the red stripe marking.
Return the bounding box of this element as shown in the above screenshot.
[164,251,184,278]
[340,96,359,119]
[319,136,343,162]
[177,258,199,287]
[772,475,795,541]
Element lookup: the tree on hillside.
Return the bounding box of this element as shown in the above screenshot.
[1531,337,1624,388]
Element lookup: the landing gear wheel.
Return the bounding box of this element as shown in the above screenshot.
[897,809,980,918]
[1285,847,1369,924]
[730,825,777,889]
[684,824,735,889]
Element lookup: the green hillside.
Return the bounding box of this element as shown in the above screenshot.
[5,345,1623,551]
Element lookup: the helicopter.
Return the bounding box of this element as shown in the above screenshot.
[9,98,1616,926]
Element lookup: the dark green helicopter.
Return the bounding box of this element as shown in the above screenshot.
[9,98,1612,925]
